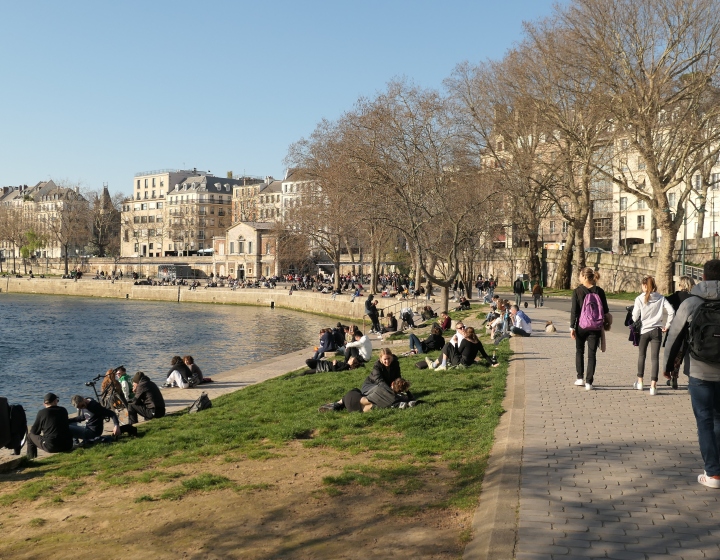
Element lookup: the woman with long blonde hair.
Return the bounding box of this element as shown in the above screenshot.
[631,275,675,395]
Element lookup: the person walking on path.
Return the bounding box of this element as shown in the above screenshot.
[665,275,695,389]
[664,259,720,489]
[569,267,609,391]
[532,281,543,308]
[631,275,675,396]
[513,277,525,307]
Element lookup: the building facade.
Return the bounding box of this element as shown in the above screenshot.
[212,221,277,279]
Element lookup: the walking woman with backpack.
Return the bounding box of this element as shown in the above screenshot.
[570,268,609,391]
[631,275,675,395]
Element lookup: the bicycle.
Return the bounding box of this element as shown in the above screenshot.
[85,372,129,425]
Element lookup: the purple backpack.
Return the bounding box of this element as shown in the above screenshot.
[579,292,604,330]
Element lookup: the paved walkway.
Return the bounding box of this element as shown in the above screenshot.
[467,302,720,560]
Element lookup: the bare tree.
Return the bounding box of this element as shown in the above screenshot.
[43,187,91,274]
[285,121,360,290]
[557,0,720,291]
[87,188,122,257]
[448,61,558,284]
[342,81,499,310]
[0,206,28,273]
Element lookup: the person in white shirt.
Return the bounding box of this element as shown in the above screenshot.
[631,275,675,395]
[509,305,532,337]
[343,331,373,364]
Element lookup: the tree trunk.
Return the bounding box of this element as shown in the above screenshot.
[441,285,450,313]
[527,235,541,282]
[333,253,341,291]
[574,226,586,270]
[554,225,575,289]
[655,226,680,293]
[64,247,70,275]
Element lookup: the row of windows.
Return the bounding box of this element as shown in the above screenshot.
[137,178,164,190]
[229,241,253,254]
[132,215,163,224]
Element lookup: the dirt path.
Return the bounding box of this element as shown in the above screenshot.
[0,442,471,559]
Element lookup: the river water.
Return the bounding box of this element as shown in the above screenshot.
[0,294,331,414]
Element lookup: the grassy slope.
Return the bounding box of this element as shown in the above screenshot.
[1,308,509,512]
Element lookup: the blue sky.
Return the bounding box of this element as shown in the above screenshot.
[0,0,561,197]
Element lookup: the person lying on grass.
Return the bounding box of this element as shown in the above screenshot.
[318,349,406,412]
[319,377,414,413]
[299,356,362,375]
[426,327,499,370]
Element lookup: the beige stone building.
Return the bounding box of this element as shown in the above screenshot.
[212,221,277,280]
[121,169,248,257]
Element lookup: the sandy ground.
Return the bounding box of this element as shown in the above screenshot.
[0,442,471,559]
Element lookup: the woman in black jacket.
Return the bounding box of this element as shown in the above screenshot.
[427,327,496,369]
[362,349,400,392]
[407,324,445,355]
[664,275,695,388]
[569,268,609,391]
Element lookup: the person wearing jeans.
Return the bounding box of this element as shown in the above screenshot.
[631,276,675,396]
[664,259,720,489]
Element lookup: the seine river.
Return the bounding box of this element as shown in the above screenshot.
[0,293,330,414]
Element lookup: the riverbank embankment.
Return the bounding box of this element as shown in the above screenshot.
[0,277,429,321]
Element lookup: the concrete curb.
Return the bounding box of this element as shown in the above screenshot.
[463,335,525,560]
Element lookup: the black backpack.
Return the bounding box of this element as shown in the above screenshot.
[688,299,720,364]
[188,392,212,414]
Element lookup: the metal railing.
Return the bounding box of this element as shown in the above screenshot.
[675,262,704,281]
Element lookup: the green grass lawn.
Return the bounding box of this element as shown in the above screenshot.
[2,326,511,511]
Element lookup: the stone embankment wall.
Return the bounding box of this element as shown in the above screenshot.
[0,277,421,321]
[479,237,718,291]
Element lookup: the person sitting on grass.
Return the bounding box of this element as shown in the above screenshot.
[343,330,373,364]
[439,311,451,331]
[127,372,166,425]
[312,328,337,360]
[426,327,498,370]
[114,366,134,401]
[380,312,398,335]
[421,306,437,322]
[26,392,73,459]
[405,324,445,355]
[69,395,136,443]
[455,296,471,311]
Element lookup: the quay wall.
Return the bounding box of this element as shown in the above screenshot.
[0,277,418,321]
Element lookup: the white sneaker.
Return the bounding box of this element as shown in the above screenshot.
[649,387,657,396]
[436,363,447,371]
[574,379,584,386]
[633,381,643,391]
[425,357,435,369]
[585,383,593,391]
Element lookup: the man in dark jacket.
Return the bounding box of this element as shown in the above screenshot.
[26,393,73,459]
[69,395,136,442]
[127,372,166,425]
[365,295,381,334]
[513,277,526,307]
[664,259,720,489]
[312,329,337,360]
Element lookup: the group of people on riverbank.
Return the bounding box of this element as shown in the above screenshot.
[571,260,720,489]
[23,353,215,459]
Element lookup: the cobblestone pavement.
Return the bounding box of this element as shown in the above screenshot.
[514,303,720,560]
